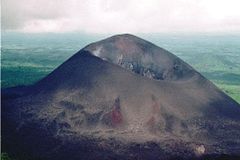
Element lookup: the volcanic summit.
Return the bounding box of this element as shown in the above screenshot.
[2,34,240,160]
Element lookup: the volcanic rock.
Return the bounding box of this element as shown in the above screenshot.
[2,34,240,160]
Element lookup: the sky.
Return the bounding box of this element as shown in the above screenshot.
[2,0,240,33]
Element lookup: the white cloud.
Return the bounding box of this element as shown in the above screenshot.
[2,0,240,33]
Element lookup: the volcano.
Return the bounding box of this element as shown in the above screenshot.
[2,34,240,160]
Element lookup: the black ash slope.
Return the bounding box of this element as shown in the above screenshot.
[2,34,240,160]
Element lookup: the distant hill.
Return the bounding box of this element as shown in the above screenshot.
[2,34,240,160]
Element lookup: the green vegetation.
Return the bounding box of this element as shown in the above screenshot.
[1,153,13,160]
[1,66,52,87]
[215,83,240,103]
